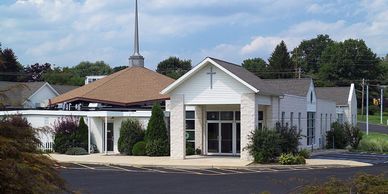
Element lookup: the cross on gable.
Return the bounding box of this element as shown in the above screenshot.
[207,66,216,89]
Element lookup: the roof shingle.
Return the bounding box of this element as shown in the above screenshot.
[50,66,175,106]
[263,78,312,97]
[316,87,350,106]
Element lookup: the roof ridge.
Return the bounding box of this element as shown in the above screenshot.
[208,57,242,67]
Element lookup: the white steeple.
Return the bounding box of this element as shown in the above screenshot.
[129,0,144,67]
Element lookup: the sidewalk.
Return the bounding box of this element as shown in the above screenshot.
[48,153,372,169]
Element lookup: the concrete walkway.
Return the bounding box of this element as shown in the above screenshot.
[48,153,372,168]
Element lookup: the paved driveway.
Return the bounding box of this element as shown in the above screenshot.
[60,163,388,194]
[311,152,388,165]
[358,122,388,134]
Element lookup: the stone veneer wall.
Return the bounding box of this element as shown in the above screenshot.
[170,94,186,159]
[240,93,257,161]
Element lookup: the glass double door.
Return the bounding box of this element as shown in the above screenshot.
[207,122,240,155]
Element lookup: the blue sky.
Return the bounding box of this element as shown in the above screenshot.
[1,0,387,70]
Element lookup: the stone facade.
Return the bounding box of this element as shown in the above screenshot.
[194,105,203,152]
[170,94,186,159]
[240,93,257,161]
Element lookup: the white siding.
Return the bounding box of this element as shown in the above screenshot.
[24,85,57,108]
[306,81,317,112]
[172,65,253,105]
[316,99,336,149]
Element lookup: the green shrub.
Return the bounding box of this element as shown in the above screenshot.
[298,149,310,159]
[145,139,169,156]
[145,103,169,156]
[275,122,302,154]
[65,147,88,155]
[299,173,388,194]
[77,117,88,150]
[278,153,306,165]
[326,122,347,149]
[53,117,79,154]
[246,128,281,163]
[186,144,195,156]
[359,133,388,153]
[195,148,202,155]
[343,123,363,149]
[118,119,144,155]
[132,141,146,156]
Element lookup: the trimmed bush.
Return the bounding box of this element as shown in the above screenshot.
[145,139,169,156]
[77,117,88,150]
[65,147,88,155]
[132,141,146,156]
[118,119,144,155]
[359,133,388,153]
[186,144,195,156]
[275,122,302,154]
[246,128,281,163]
[145,103,169,156]
[298,149,311,159]
[326,122,347,149]
[279,153,306,165]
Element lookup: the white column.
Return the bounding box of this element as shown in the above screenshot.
[195,105,203,152]
[104,116,108,155]
[240,93,257,161]
[170,94,186,159]
[87,117,91,154]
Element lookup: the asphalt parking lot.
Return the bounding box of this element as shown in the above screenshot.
[59,162,347,176]
[311,152,388,164]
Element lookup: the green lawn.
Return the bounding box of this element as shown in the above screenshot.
[358,132,388,153]
[358,113,388,125]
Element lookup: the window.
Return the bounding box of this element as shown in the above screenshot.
[258,111,264,129]
[310,91,313,103]
[186,111,195,150]
[337,113,344,124]
[330,114,332,124]
[207,112,219,120]
[290,112,294,127]
[281,111,285,126]
[220,111,234,120]
[325,114,328,131]
[235,111,240,121]
[320,114,323,135]
[307,112,315,146]
[298,112,301,130]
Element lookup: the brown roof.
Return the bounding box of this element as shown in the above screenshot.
[316,87,350,106]
[50,66,175,106]
[263,78,312,97]
[209,57,283,96]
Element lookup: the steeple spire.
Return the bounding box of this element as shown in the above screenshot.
[129,0,144,67]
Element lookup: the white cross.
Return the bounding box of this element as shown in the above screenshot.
[207,66,216,89]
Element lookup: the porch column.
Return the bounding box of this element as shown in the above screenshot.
[170,94,186,159]
[104,116,108,155]
[194,105,203,153]
[241,93,257,161]
[87,117,91,154]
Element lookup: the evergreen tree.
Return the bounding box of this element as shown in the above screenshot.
[117,119,144,155]
[0,48,22,81]
[145,103,169,156]
[77,117,89,150]
[268,41,293,78]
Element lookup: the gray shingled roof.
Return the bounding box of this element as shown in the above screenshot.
[209,57,283,96]
[262,78,312,97]
[316,87,350,106]
[0,82,46,108]
[51,84,79,95]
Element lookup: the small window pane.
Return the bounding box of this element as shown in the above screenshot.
[186,120,194,130]
[258,111,264,121]
[186,111,194,119]
[221,111,234,120]
[235,111,240,121]
[207,112,219,120]
[186,131,195,141]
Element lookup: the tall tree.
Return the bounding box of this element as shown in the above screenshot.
[156,57,192,79]
[291,34,334,74]
[23,63,52,82]
[43,67,84,86]
[268,41,293,78]
[72,61,112,78]
[0,48,22,81]
[112,66,127,73]
[242,57,269,78]
[318,39,382,86]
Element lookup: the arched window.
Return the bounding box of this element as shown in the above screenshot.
[310,91,313,103]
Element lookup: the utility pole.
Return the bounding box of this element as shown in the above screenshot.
[298,67,301,79]
[380,86,386,124]
[361,78,365,119]
[366,83,369,135]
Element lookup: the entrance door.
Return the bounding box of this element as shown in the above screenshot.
[107,123,114,151]
[221,123,233,153]
[207,123,219,153]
